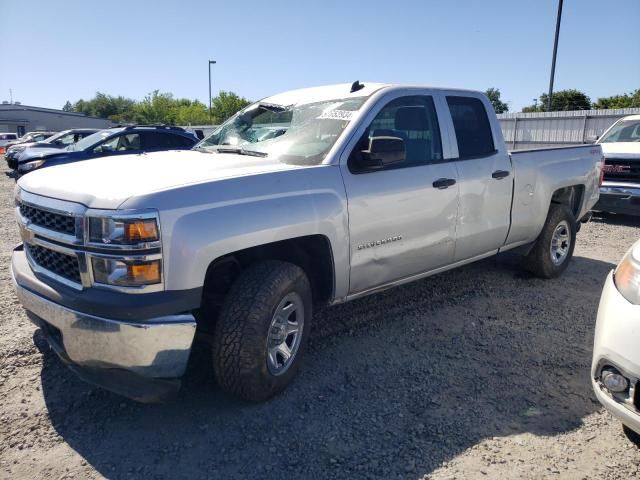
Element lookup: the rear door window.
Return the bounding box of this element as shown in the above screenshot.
[94,133,141,153]
[446,96,496,159]
[143,132,193,149]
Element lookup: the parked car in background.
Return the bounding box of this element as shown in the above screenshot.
[1,131,55,155]
[592,238,640,446]
[11,82,602,402]
[592,115,640,215]
[5,129,99,169]
[15,125,198,174]
[0,133,18,153]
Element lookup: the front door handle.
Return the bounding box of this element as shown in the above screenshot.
[492,170,510,179]
[432,178,456,189]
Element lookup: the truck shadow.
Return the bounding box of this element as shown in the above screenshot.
[590,211,640,227]
[38,253,612,479]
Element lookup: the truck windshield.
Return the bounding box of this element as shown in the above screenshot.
[600,120,640,143]
[195,97,366,165]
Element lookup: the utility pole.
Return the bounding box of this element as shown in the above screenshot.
[208,60,216,123]
[547,0,564,112]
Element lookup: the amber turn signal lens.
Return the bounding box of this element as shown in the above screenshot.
[127,261,161,284]
[125,220,159,243]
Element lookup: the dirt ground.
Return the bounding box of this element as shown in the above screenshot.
[1,165,639,479]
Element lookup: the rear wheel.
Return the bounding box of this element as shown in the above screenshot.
[211,260,312,401]
[525,204,577,278]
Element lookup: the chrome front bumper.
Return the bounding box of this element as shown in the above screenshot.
[594,183,640,216]
[11,262,197,401]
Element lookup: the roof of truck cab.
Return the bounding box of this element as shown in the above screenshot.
[260,82,484,106]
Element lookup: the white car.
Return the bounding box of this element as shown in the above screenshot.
[592,240,640,445]
[0,132,18,149]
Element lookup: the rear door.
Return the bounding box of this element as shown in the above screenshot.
[341,92,460,294]
[443,94,513,261]
[142,132,195,151]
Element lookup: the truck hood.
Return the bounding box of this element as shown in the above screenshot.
[17,150,305,209]
[600,142,640,159]
[19,147,69,162]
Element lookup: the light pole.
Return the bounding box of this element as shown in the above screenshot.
[547,0,563,111]
[208,60,216,123]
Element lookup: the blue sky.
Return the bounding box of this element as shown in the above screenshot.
[1,0,638,112]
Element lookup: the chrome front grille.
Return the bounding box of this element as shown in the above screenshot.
[27,244,81,284]
[19,203,76,236]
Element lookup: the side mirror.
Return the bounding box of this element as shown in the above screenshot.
[359,136,405,169]
[585,134,599,144]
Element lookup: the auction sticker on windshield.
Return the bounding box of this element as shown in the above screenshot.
[317,110,354,121]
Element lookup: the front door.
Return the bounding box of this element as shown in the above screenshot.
[341,94,459,294]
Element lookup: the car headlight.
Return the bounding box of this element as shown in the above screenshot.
[88,216,159,245]
[92,257,162,286]
[614,244,640,304]
[19,160,46,172]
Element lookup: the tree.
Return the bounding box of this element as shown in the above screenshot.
[62,101,73,112]
[485,88,509,113]
[173,101,209,125]
[71,92,136,121]
[131,90,177,124]
[210,91,251,124]
[64,90,250,125]
[522,89,591,112]
[593,89,640,109]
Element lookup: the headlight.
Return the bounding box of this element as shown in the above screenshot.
[92,257,162,286]
[614,244,640,304]
[89,216,159,245]
[19,160,46,172]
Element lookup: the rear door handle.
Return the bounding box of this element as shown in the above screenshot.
[492,170,510,179]
[432,178,456,189]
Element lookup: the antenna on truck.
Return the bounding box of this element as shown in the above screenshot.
[350,81,365,93]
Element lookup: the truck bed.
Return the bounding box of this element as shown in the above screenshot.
[505,144,602,248]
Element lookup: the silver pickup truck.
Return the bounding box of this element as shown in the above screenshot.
[11,82,603,402]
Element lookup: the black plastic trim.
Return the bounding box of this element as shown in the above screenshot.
[450,149,499,162]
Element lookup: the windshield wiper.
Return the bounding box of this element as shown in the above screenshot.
[216,147,268,157]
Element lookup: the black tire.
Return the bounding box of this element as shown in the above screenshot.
[525,203,577,279]
[212,260,312,401]
[623,425,640,448]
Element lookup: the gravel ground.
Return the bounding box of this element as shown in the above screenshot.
[1,166,640,479]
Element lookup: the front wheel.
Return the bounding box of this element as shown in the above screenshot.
[524,204,577,279]
[212,260,312,401]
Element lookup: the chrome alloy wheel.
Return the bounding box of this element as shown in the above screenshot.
[266,292,304,376]
[550,220,571,266]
